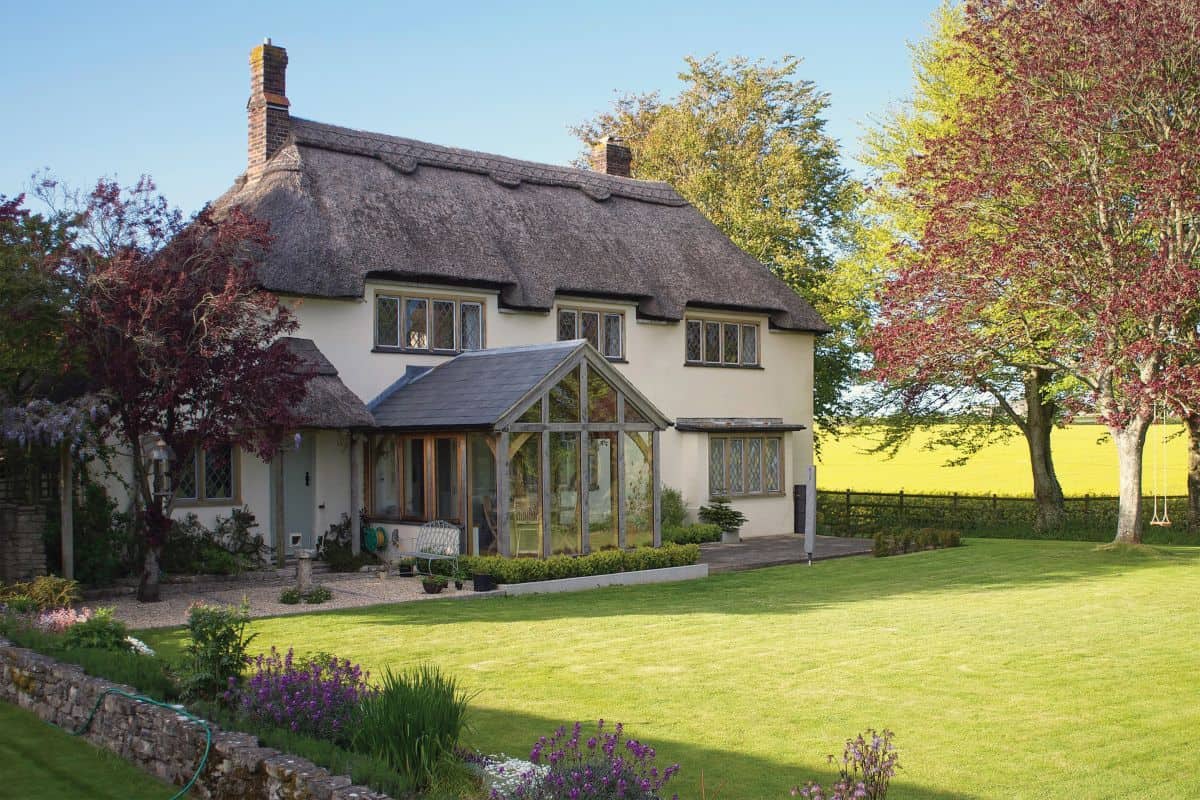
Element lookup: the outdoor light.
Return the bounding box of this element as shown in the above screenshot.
[294,432,303,450]
[148,437,174,498]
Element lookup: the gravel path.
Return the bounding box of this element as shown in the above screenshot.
[105,573,491,630]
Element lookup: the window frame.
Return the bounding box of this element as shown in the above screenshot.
[708,434,783,499]
[173,444,240,506]
[365,433,466,525]
[685,316,763,368]
[374,292,487,354]
[556,305,626,360]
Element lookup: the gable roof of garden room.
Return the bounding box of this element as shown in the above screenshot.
[211,42,831,333]
[367,340,670,432]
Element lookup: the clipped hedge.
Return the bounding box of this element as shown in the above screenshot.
[662,523,722,545]
[873,528,962,558]
[454,543,701,585]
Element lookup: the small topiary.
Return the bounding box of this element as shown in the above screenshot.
[302,585,333,604]
[698,497,747,534]
[278,587,301,605]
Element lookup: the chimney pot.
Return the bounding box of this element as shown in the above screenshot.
[590,135,632,178]
[247,40,290,179]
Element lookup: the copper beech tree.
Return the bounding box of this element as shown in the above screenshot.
[872,0,1200,543]
[72,179,307,600]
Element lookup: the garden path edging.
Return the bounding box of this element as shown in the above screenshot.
[0,638,394,800]
[499,563,708,596]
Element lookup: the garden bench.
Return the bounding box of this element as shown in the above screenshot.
[400,520,461,576]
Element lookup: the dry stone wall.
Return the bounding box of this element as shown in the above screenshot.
[0,639,393,800]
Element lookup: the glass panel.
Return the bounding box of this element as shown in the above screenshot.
[685,320,702,363]
[203,445,233,500]
[549,432,581,555]
[548,365,581,422]
[709,438,726,496]
[624,431,653,548]
[175,449,197,500]
[728,438,744,495]
[432,300,456,350]
[704,322,721,363]
[460,302,483,351]
[581,312,600,349]
[604,313,622,358]
[557,309,578,342]
[371,437,399,517]
[723,323,740,364]
[765,438,782,493]
[376,296,400,347]
[404,298,428,349]
[434,438,460,521]
[742,324,758,365]
[746,438,763,494]
[507,433,542,557]
[519,398,543,424]
[468,434,498,555]
[587,372,617,422]
[588,432,619,551]
[403,438,425,518]
[624,402,647,424]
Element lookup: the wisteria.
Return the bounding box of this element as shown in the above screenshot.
[225,647,373,743]
[0,395,107,455]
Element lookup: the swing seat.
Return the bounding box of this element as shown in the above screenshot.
[1150,518,1172,527]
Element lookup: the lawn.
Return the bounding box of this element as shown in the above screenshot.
[817,422,1189,496]
[141,540,1200,800]
[0,701,182,800]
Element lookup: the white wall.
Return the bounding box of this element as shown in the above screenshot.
[287,284,817,538]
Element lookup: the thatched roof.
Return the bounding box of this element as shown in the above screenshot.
[212,118,831,333]
[282,338,374,429]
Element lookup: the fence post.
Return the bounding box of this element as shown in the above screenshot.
[898,489,905,526]
[845,488,852,535]
[992,493,998,522]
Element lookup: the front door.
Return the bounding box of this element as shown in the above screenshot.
[282,435,315,553]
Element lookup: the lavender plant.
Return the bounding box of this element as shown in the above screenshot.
[505,720,680,800]
[792,729,899,800]
[226,647,372,743]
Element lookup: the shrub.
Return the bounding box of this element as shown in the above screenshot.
[660,486,688,529]
[507,720,680,799]
[181,601,257,700]
[2,594,37,614]
[319,515,375,572]
[60,608,130,652]
[227,646,372,743]
[456,543,700,585]
[872,529,963,558]
[792,729,899,800]
[42,482,137,585]
[0,575,81,610]
[279,587,301,605]
[662,523,722,545]
[161,511,265,576]
[698,498,747,533]
[303,585,333,604]
[352,664,474,789]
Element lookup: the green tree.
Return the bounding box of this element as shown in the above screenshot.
[572,55,862,437]
[858,3,1071,530]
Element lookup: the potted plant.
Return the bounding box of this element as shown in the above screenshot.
[699,497,748,544]
[394,557,415,577]
[452,565,469,590]
[421,574,448,594]
[472,570,498,592]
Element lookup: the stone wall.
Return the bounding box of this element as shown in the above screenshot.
[0,639,394,800]
[0,503,47,583]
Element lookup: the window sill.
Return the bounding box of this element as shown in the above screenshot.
[372,346,479,356]
[174,497,240,508]
[684,362,764,370]
[707,492,786,501]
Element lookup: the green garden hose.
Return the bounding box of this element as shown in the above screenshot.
[66,688,211,800]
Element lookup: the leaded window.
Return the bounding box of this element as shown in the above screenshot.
[375,294,486,353]
[581,311,600,349]
[687,317,762,367]
[746,438,763,493]
[685,320,702,363]
[709,438,726,496]
[375,296,400,348]
[557,309,578,342]
[764,438,781,493]
[556,306,624,359]
[460,302,483,351]
[604,313,623,359]
[175,444,236,504]
[404,298,428,349]
[704,322,721,363]
[741,324,758,365]
[710,435,783,498]
[432,300,456,351]
[723,323,740,364]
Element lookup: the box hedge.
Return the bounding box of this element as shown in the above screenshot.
[452,543,700,585]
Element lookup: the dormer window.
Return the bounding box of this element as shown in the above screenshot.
[685,317,759,367]
[375,293,484,353]
[556,307,624,360]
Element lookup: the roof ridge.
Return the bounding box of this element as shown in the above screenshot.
[289,118,689,207]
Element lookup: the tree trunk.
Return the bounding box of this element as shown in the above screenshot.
[1023,369,1066,531]
[1186,414,1200,529]
[137,544,163,603]
[1111,419,1150,544]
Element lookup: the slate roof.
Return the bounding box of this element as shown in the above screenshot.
[370,341,582,430]
[282,337,375,429]
[210,118,831,333]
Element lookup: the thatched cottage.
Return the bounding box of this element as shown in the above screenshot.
[161,40,829,561]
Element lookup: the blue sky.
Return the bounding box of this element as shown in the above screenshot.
[1,0,940,215]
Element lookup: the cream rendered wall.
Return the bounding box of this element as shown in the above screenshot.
[286,283,816,539]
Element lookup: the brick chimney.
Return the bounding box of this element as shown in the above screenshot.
[590,135,632,178]
[247,38,290,179]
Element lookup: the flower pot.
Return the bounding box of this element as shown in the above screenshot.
[421,579,445,594]
[472,573,498,592]
[395,564,414,577]
[454,580,464,590]
[721,530,741,544]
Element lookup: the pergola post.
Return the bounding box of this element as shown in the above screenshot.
[616,395,626,549]
[59,447,74,580]
[497,431,510,557]
[652,430,662,547]
[349,432,362,556]
[270,451,285,567]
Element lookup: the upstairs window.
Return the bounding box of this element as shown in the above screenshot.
[685,318,759,367]
[375,293,485,353]
[556,307,624,360]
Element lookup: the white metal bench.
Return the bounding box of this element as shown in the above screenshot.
[400,520,461,576]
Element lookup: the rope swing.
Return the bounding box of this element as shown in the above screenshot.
[1150,399,1172,527]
